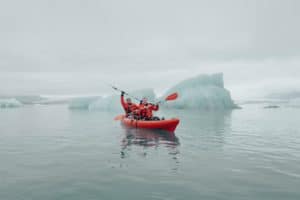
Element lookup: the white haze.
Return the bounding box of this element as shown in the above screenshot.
[0,0,299,100]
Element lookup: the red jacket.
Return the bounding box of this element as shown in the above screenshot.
[121,95,138,116]
[139,103,159,119]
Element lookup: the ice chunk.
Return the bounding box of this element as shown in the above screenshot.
[161,73,238,110]
[0,98,23,108]
[264,105,280,109]
[15,95,47,104]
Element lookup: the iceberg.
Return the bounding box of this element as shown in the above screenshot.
[0,98,23,108]
[161,73,238,110]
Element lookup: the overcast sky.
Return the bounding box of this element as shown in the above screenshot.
[1,0,299,99]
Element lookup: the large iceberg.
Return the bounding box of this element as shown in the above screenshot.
[0,98,23,108]
[161,73,238,110]
[68,88,155,111]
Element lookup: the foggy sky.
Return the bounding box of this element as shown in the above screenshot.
[1,0,300,99]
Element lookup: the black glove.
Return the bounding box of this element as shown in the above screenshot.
[121,91,125,96]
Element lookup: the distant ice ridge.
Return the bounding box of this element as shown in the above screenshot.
[69,89,155,111]
[67,97,99,109]
[0,98,23,108]
[287,98,300,108]
[161,73,238,110]
[262,90,300,108]
[266,91,300,100]
[0,95,46,104]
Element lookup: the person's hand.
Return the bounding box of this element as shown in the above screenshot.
[121,91,125,96]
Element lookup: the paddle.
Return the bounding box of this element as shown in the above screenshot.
[164,92,178,101]
[109,84,141,101]
[109,84,178,104]
[114,114,125,121]
[156,92,178,104]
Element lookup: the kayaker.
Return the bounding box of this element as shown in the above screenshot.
[121,91,139,118]
[139,97,160,120]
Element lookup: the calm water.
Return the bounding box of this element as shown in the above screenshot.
[0,104,300,200]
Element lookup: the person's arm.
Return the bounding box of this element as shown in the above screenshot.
[152,104,159,111]
[120,91,126,110]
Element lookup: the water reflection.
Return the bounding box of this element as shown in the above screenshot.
[122,128,179,147]
[120,127,180,159]
[159,109,233,151]
[183,110,232,150]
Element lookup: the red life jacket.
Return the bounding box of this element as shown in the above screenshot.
[121,95,138,116]
[139,103,159,119]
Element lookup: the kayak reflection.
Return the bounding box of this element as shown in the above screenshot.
[121,127,179,147]
[120,127,180,159]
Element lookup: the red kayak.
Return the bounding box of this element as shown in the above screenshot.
[121,117,180,132]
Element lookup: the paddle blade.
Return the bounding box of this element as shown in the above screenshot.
[165,92,178,101]
[114,114,125,121]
